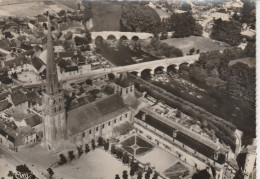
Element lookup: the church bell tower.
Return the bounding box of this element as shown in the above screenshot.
[42,15,67,151]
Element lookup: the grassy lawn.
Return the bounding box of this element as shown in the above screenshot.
[91,1,122,31]
[162,36,229,55]
[121,135,154,156]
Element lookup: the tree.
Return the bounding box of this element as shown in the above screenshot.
[115,174,120,179]
[189,65,208,82]
[85,144,90,153]
[91,139,96,150]
[68,151,75,161]
[169,12,202,37]
[120,2,161,34]
[74,36,91,46]
[85,28,92,44]
[152,172,159,179]
[181,2,192,11]
[86,79,92,85]
[241,0,256,24]
[108,73,115,80]
[130,168,135,177]
[116,148,123,159]
[77,146,83,158]
[211,19,242,46]
[58,154,67,165]
[187,48,195,55]
[47,168,54,178]
[77,3,81,10]
[104,140,109,151]
[160,29,168,40]
[137,171,143,179]
[98,136,104,147]
[244,41,256,57]
[122,152,130,164]
[233,11,240,21]
[145,171,151,179]
[16,165,31,174]
[111,144,117,155]
[11,72,18,79]
[122,170,128,179]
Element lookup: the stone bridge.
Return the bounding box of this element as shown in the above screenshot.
[91,31,153,40]
[109,54,200,76]
[63,54,200,82]
[24,54,200,87]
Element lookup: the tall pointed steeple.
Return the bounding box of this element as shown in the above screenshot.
[46,15,59,95]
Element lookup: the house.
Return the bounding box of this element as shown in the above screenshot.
[3,56,31,74]
[0,121,19,151]
[31,56,46,75]
[25,91,42,111]
[0,99,12,113]
[24,114,42,132]
[9,91,28,111]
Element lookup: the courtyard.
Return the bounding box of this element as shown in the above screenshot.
[120,135,196,179]
[120,135,154,156]
[17,71,41,84]
[54,148,129,179]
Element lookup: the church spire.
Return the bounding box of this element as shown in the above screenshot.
[46,14,59,95]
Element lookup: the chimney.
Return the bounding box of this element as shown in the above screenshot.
[142,113,146,121]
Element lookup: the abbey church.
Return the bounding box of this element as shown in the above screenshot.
[42,17,137,151]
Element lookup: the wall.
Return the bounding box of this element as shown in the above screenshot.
[71,111,131,147]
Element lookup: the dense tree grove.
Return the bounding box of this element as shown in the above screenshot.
[120,2,161,34]
[211,19,242,46]
[241,0,256,26]
[198,47,255,102]
[168,12,203,37]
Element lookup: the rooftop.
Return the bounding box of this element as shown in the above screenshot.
[67,94,130,135]
[11,91,28,106]
[0,100,12,112]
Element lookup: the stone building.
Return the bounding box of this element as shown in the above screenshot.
[42,16,134,152]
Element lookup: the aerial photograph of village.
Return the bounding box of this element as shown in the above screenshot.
[0,0,256,178]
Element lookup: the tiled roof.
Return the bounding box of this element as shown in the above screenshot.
[67,94,129,135]
[0,100,12,112]
[135,109,227,164]
[0,92,9,101]
[24,114,42,127]
[0,121,17,142]
[4,56,29,69]
[11,92,28,106]
[103,85,114,95]
[32,56,45,71]
[58,51,74,58]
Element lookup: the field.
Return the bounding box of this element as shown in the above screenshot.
[0,1,72,17]
[90,1,122,31]
[162,36,229,55]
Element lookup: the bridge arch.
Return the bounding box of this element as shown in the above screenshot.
[120,35,128,41]
[141,69,152,80]
[130,71,139,76]
[178,62,189,73]
[154,66,165,74]
[167,64,177,73]
[132,36,139,41]
[107,34,116,40]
